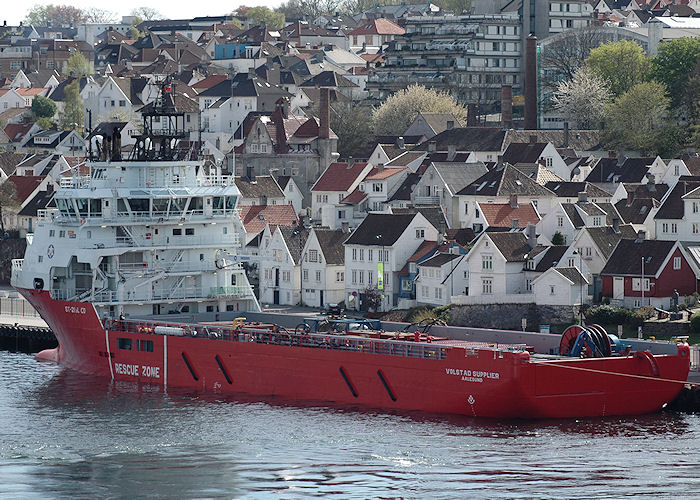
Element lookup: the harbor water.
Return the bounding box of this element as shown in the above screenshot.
[1,350,699,499]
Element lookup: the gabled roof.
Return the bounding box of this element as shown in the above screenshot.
[534,246,569,272]
[0,152,28,176]
[312,161,370,191]
[348,18,405,36]
[389,172,420,202]
[364,166,405,180]
[621,182,668,202]
[191,74,228,92]
[586,156,653,183]
[601,239,677,277]
[486,232,541,262]
[552,267,589,286]
[4,175,45,203]
[279,224,310,265]
[239,204,298,235]
[419,252,461,268]
[446,227,476,246]
[431,162,489,194]
[414,127,506,152]
[501,142,548,164]
[235,175,284,199]
[544,181,611,199]
[654,177,700,220]
[456,164,554,197]
[300,70,358,88]
[17,188,54,217]
[342,188,367,204]
[414,112,463,135]
[345,213,418,246]
[392,206,448,234]
[585,225,638,259]
[478,201,541,228]
[4,122,34,142]
[615,198,658,224]
[314,228,347,265]
[503,129,601,152]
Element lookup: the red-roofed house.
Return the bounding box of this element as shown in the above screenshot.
[238,204,298,243]
[311,160,373,221]
[474,196,541,232]
[191,74,229,93]
[348,18,405,52]
[359,166,409,212]
[1,174,54,235]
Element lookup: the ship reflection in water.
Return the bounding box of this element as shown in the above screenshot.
[1,351,699,499]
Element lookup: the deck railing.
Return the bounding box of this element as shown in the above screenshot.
[108,319,452,361]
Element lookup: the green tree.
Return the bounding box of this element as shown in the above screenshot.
[586,40,650,97]
[361,286,382,312]
[66,52,91,76]
[651,37,700,108]
[552,66,609,129]
[551,231,565,245]
[245,6,285,30]
[602,81,681,156]
[31,95,57,119]
[0,181,18,235]
[372,84,466,136]
[58,80,85,133]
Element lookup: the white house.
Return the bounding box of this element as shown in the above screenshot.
[416,252,468,306]
[278,175,304,215]
[344,212,438,311]
[311,160,373,222]
[259,225,310,306]
[300,228,347,308]
[532,267,591,306]
[358,166,408,212]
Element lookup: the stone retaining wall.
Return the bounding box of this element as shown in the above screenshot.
[642,320,690,338]
[449,303,576,331]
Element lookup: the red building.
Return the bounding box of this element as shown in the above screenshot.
[600,238,699,308]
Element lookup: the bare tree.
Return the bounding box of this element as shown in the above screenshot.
[539,27,612,95]
[83,8,117,23]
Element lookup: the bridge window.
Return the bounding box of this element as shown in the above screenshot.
[117,338,133,350]
[137,340,153,352]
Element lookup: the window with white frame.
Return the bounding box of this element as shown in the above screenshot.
[303,269,309,281]
[336,272,344,282]
[352,248,357,261]
[557,215,564,227]
[368,270,374,284]
[662,223,669,233]
[482,278,492,294]
[526,279,532,291]
[694,202,699,214]
[359,249,364,261]
[550,285,555,295]
[315,270,321,282]
[694,223,699,234]
[359,270,365,284]
[632,278,650,291]
[416,229,425,238]
[351,270,357,284]
[368,249,373,261]
[671,223,678,233]
[674,256,681,270]
[308,249,318,262]
[482,255,493,270]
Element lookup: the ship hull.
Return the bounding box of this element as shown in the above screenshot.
[19,288,691,419]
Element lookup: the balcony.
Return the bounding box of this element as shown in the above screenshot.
[60,176,91,189]
[414,196,440,205]
[196,175,236,187]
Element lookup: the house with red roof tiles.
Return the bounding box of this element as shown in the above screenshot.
[238,204,298,244]
[348,18,405,53]
[1,174,54,235]
[311,160,373,221]
[472,196,541,233]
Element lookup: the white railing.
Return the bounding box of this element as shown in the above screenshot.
[90,285,255,304]
[118,261,214,273]
[86,233,241,250]
[11,259,23,286]
[196,175,235,187]
[60,176,91,189]
[37,209,60,222]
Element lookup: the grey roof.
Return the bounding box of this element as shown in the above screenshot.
[300,70,358,88]
[576,202,606,216]
[487,232,545,262]
[501,142,548,164]
[345,213,418,246]
[456,164,554,197]
[279,225,311,265]
[235,176,284,199]
[615,198,658,224]
[432,162,489,194]
[554,267,589,285]
[544,181,611,199]
[392,206,447,234]
[586,225,638,259]
[534,246,568,272]
[601,239,676,277]
[419,252,461,268]
[561,204,585,228]
[417,112,463,135]
[0,152,28,176]
[503,129,601,151]
[655,177,700,220]
[314,228,348,265]
[413,127,506,152]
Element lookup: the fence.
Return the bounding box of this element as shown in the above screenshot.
[0,297,41,319]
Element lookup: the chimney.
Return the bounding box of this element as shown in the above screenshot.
[447,144,456,161]
[577,191,587,203]
[509,193,518,208]
[348,155,354,168]
[636,230,646,242]
[526,223,537,249]
[501,84,513,128]
[608,150,616,158]
[341,221,349,233]
[428,140,437,152]
[524,35,538,130]
[511,219,519,229]
[647,174,656,191]
[446,120,454,130]
[246,166,255,182]
[529,135,537,144]
[612,217,620,233]
[377,163,384,173]
[626,189,634,206]
[319,87,330,139]
[466,103,478,126]
[563,121,569,148]
[396,136,405,149]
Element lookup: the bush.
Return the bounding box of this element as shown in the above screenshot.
[691,312,700,333]
[585,304,653,328]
